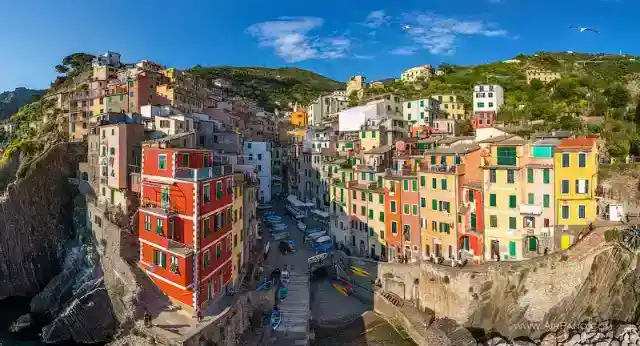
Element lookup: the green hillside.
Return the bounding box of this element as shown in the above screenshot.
[365,52,640,158]
[190,66,345,111]
[0,88,45,121]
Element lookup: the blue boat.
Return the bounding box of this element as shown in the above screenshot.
[313,235,333,253]
[278,286,288,302]
[270,308,281,330]
[256,280,273,291]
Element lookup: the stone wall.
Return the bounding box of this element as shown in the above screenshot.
[0,141,86,299]
[342,232,640,340]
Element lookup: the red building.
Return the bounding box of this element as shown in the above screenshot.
[459,182,484,262]
[472,111,496,129]
[138,146,234,314]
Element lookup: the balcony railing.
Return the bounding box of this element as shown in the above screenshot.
[418,163,465,175]
[155,236,194,257]
[355,164,386,173]
[175,164,232,181]
[519,204,543,216]
[140,199,179,217]
[385,168,414,177]
[481,156,519,167]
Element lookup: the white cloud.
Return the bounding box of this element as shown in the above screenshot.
[391,47,418,56]
[401,12,508,55]
[354,54,375,59]
[363,10,390,28]
[246,17,350,62]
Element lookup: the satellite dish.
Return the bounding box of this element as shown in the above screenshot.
[396,141,406,152]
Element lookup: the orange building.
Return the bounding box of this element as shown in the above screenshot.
[290,110,308,128]
[384,179,404,262]
[138,147,234,314]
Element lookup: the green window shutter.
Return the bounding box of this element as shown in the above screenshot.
[562,153,570,167]
[120,95,124,101]
[352,190,356,198]
[412,205,418,215]
[509,195,516,208]
[361,172,366,180]
[543,169,550,184]
[432,199,437,210]
[490,215,497,227]
[161,252,167,268]
[468,190,474,202]
[527,168,534,183]
[368,209,373,219]
[543,194,550,208]
[421,197,426,208]
[509,241,516,257]
[369,193,373,202]
[412,180,417,191]
[432,178,436,189]
[430,156,436,164]
[379,212,385,221]
[420,112,424,119]
[153,250,159,265]
[470,213,477,229]
[404,204,409,214]
[441,179,447,190]
[377,176,383,188]
[361,206,366,216]
[372,131,376,138]
[528,193,534,204]
[158,155,166,169]
[391,201,396,212]
[403,180,409,190]
[379,194,384,204]
[509,217,516,229]
[361,191,365,201]
[489,194,497,207]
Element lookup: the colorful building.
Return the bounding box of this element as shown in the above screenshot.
[290,110,308,128]
[554,137,599,248]
[138,146,234,314]
[459,182,484,261]
[481,136,528,261]
[432,94,467,120]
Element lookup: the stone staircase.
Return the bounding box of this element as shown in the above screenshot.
[273,271,310,345]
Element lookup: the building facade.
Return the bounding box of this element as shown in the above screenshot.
[244,141,272,203]
[401,65,434,83]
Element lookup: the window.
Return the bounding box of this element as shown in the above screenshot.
[390,201,397,213]
[412,205,418,215]
[432,199,438,210]
[489,215,497,227]
[158,154,167,170]
[543,169,550,184]
[203,183,211,203]
[379,194,384,204]
[407,102,411,108]
[403,180,409,191]
[489,194,497,207]
[496,147,516,166]
[562,205,569,219]
[403,225,411,241]
[431,178,437,189]
[477,102,485,108]
[561,180,569,194]
[489,169,496,183]
[575,179,589,194]
[509,217,516,230]
[203,217,211,237]
[391,221,398,234]
[216,181,223,199]
[528,193,534,204]
[562,153,570,167]
[144,215,151,231]
[441,179,447,190]
[109,147,115,156]
[527,168,534,183]
[421,197,426,208]
[368,209,374,219]
[379,212,385,222]
[578,205,586,219]
[488,102,494,107]
[543,194,550,208]
[468,190,474,202]
[170,255,179,273]
[361,191,366,201]
[578,153,587,168]
[509,195,516,208]
[403,204,410,215]
[156,219,164,236]
[153,249,166,268]
[507,170,515,184]
[412,180,417,191]
[216,243,222,259]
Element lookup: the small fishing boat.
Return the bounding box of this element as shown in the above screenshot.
[273,232,290,241]
[331,281,349,296]
[278,286,288,301]
[297,221,306,231]
[256,280,273,291]
[350,265,370,277]
[337,279,353,290]
[280,270,290,286]
[270,308,281,330]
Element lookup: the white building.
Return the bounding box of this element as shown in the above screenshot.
[92,51,121,67]
[473,84,504,114]
[400,65,434,83]
[338,94,407,145]
[244,141,272,203]
[403,98,441,127]
[307,91,349,126]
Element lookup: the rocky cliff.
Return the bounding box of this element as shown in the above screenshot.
[350,230,640,342]
[0,141,85,299]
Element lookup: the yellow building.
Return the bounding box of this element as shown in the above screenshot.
[554,137,598,232]
[360,128,386,152]
[290,110,308,128]
[526,69,561,84]
[232,173,244,286]
[481,136,528,261]
[432,94,466,120]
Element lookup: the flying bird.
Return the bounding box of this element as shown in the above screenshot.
[402,25,411,31]
[569,26,599,34]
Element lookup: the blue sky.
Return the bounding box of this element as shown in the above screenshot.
[0,0,636,91]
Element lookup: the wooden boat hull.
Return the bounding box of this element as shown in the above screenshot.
[350,266,370,276]
[331,282,349,296]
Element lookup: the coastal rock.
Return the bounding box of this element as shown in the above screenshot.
[9,313,32,333]
[0,142,86,300]
[40,280,116,344]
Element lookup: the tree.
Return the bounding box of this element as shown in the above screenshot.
[55,64,69,74]
[634,99,640,127]
[529,79,543,91]
[347,92,359,107]
[603,85,630,109]
[458,119,474,136]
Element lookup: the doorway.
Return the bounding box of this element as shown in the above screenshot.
[491,240,500,260]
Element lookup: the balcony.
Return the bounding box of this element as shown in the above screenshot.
[155,236,194,257]
[385,168,414,178]
[419,163,465,175]
[175,164,232,181]
[139,200,179,218]
[481,156,520,168]
[355,164,386,173]
[519,204,543,216]
[348,180,379,190]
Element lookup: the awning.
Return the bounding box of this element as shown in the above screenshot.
[311,209,329,218]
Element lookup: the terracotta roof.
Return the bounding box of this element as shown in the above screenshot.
[556,137,596,150]
[364,145,393,154]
